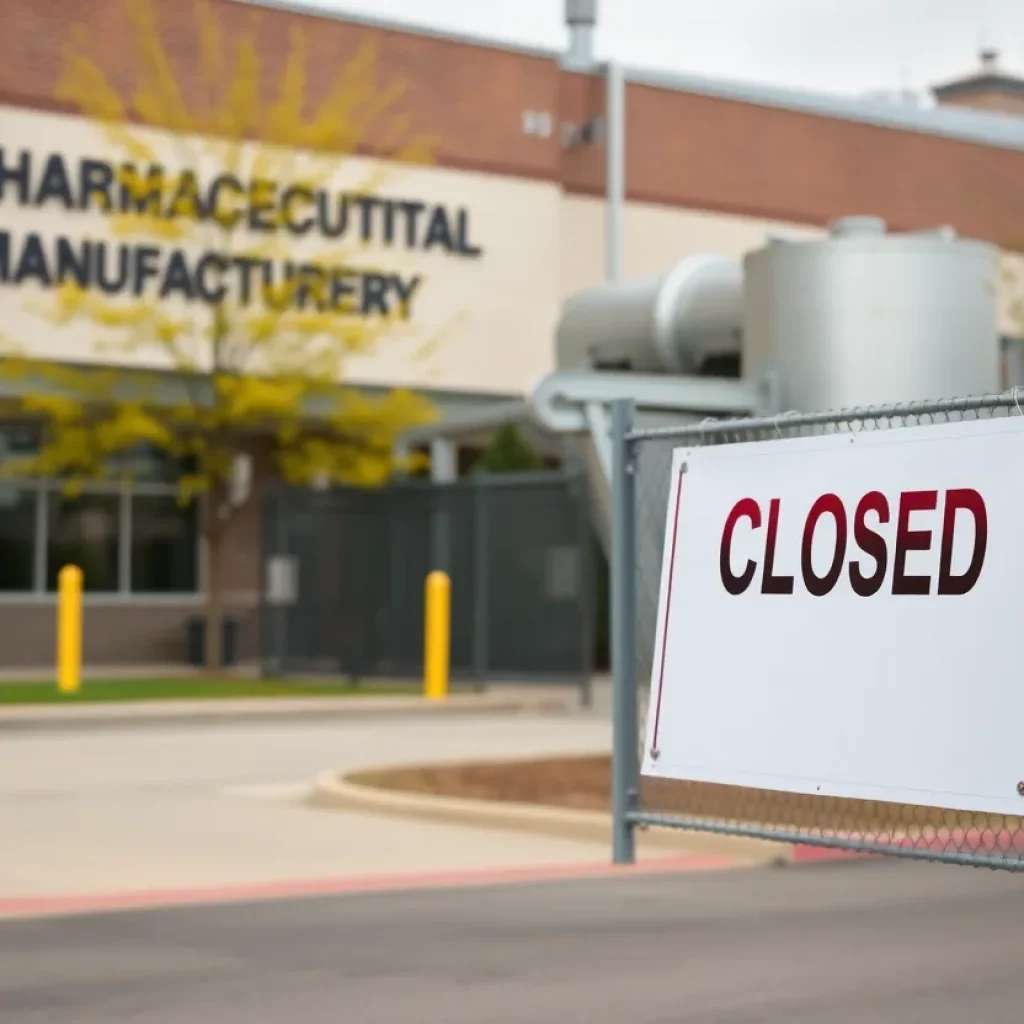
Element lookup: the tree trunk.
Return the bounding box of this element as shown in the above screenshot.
[204,486,226,673]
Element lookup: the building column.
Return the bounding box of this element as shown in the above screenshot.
[429,438,457,484]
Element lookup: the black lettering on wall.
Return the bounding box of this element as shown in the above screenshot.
[206,174,244,229]
[391,274,421,319]
[361,273,388,315]
[79,159,114,212]
[133,246,161,296]
[455,208,481,257]
[232,255,260,305]
[56,237,94,288]
[35,154,74,209]
[0,180,444,316]
[422,205,454,252]
[297,263,328,311]
[317,192,349,239]
[119,164,165,216]
[330,268,358,313]
[14,233,52,287]
[248,179,278,233]
[381,200,396,246]
[196,252,228,303]
[354,196,379,242]
[261,259,294,310]
[281,185,315,236]
[166,171,204,221]
[94,242,129,294]
[0,149,31,205]
[159,249,195,301]
[398,201,425,248]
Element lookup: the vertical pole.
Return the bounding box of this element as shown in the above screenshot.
[57,564,83,694]
[610,399,638,864]
[472,478,489,692]
[273,489,289,677]
[429,437,456,574]
[576,469,594,709]
[389,494,407,675]
[605,59,625,284]
[33,483,46,596]
[424,570,451,701]
[428,439,456,686]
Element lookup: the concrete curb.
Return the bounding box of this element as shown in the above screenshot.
[0,693,572,733]
[309,765,794,865]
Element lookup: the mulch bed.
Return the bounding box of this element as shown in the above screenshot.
[351,755,1017,838]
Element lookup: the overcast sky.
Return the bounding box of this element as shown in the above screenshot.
[266,0,1024,99]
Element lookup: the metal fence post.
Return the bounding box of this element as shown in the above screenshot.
[472,477,489,692]
[576,469,595,709]
[273,488,290,676]
[611,398,638,865]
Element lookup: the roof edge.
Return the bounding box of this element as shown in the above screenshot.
[621,64,1024,153]
[934,74,1024,99]
[227,0,559,60]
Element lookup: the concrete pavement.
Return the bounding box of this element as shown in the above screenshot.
[0,711,695,904]
[3,859,1024,1023]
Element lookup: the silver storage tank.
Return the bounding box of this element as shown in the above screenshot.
[555,254,743,374]
[742,217,1000,411]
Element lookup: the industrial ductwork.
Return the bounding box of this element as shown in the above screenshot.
[555,254,744,376]
[564,0,598,67]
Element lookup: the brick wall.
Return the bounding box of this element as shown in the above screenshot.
[0,601,261,669]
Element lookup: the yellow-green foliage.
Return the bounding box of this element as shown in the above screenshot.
[1002,256,1024,338]
[2,0,437,496]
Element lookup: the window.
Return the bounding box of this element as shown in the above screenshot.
[46,492,120,592]
[0,486,36,592]
[0,453,202,596]
[131,495,199,593]
[108,446,198,484]
[0,422,42,457]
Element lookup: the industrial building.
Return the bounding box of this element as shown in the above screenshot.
[0,0,1023,667]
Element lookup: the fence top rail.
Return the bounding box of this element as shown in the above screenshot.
[267,466,585,504]
[624,389,1024,444]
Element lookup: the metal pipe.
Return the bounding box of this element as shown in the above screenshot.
[605,59,624,284]
[564,0,597,68]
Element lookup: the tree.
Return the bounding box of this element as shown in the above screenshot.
[0,0,441,668]
[471,423,546,475]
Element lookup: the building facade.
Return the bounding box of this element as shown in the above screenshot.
[0,0,1023,667]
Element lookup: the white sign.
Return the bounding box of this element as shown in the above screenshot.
[641,417,1024,816]
[265,556,299,607]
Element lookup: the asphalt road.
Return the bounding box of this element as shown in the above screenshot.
[4,859,1024,1024]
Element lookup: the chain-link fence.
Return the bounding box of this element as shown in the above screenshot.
[610,391,1024,870]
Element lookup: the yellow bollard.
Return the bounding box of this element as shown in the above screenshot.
[424,570,451,701]
[57,564,83,695]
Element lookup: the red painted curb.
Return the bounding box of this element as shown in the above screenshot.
[793,845,875,863]
[0,853,739,920]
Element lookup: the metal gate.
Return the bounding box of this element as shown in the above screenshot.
[261,468,593,694]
